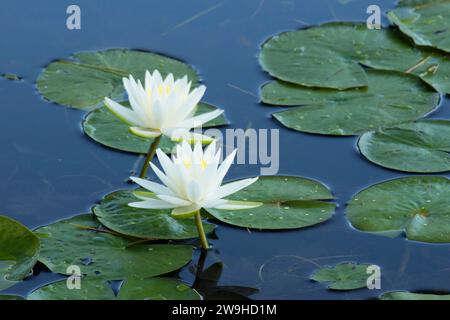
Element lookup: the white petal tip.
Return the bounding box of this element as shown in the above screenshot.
[214,200,263,210]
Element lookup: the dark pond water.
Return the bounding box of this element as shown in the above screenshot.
[1,0,450,299]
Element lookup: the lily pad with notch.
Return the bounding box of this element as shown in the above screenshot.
[34,214,194,280]
[310,262,376,291]
[28,277,201,300]
[83,103,228,154]
[358,120,450,173]
[261,70,439,136]
[93,189,216,240]
[259,22,450,94]
[37,49,199,110]
[206,176,335,230]
[388,0,450,53]
[346,176,450,243]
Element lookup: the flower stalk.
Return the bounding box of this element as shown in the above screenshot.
[139,135,162,178]
[194,210,209,250]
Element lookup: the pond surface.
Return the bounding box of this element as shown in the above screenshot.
[1,0,450,299]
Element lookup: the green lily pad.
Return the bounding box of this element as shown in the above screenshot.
[359,120,450,173]
[380,291,450,300]
[0,215,40,291]
[37,49,199,110]
[262,70,439,136]
[259,22,450,94]
[93,190,215,240]
[83,103,228,154]
[346,176,450,243]
[388,0,450,53]
[206,176,335,229]
[117,278,201,300]
[28,277,201,300]
[35,214,194,279]
[28,279,115,300]
[310,262,374,290]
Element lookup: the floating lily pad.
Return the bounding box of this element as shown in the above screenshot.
[206,176,335,229]
[262,70,439,136]
[359,120,450,173]
[35,214,194,279]
[346,176,450,243]
[83,103,228,154]
[37,49,199,109]
[0,215,40,291]
[117,278,201,300]
[388,0,450,53]
[27,277,200,300]
[310,262,374,290]
[93,190,215,240]
[259,22,450,94]
[380,291,450,300]
[28,279,115,300]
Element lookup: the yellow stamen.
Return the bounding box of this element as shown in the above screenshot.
[183,158,192,169]
[200,159,208,169]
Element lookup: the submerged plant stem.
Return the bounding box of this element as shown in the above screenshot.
[194,210,209,250]
[139,135,162,178]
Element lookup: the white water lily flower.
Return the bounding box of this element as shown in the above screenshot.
[104,70,223,143]
[129,141,261,218]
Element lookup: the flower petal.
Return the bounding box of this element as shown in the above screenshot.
[175,85,206,119]
[129,176,173,196]
[149,162,180,195]
[187,180,202,203]
[156,149,175,177]
[215,149,237,186]
[204,140,217,161]
[215,177,259,200]
[132,190,157,200]
[128,199,176,209]
[177,108,224,129]
[123,77,146,118]
[212,200,263,210]
[152,70,163,85]
[157,194,192,207]
[171,203,200,219]
[129,127,161,138]
[104,97,140,126]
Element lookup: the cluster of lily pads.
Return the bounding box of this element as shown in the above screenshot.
[259,2,450,238]
[0,47,342,300]
[1,0,450,300]
[260,1,450,174]
[257,0,450,298]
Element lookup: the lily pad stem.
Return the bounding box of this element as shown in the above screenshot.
[194,210,209,250]
[139,135,162,178]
